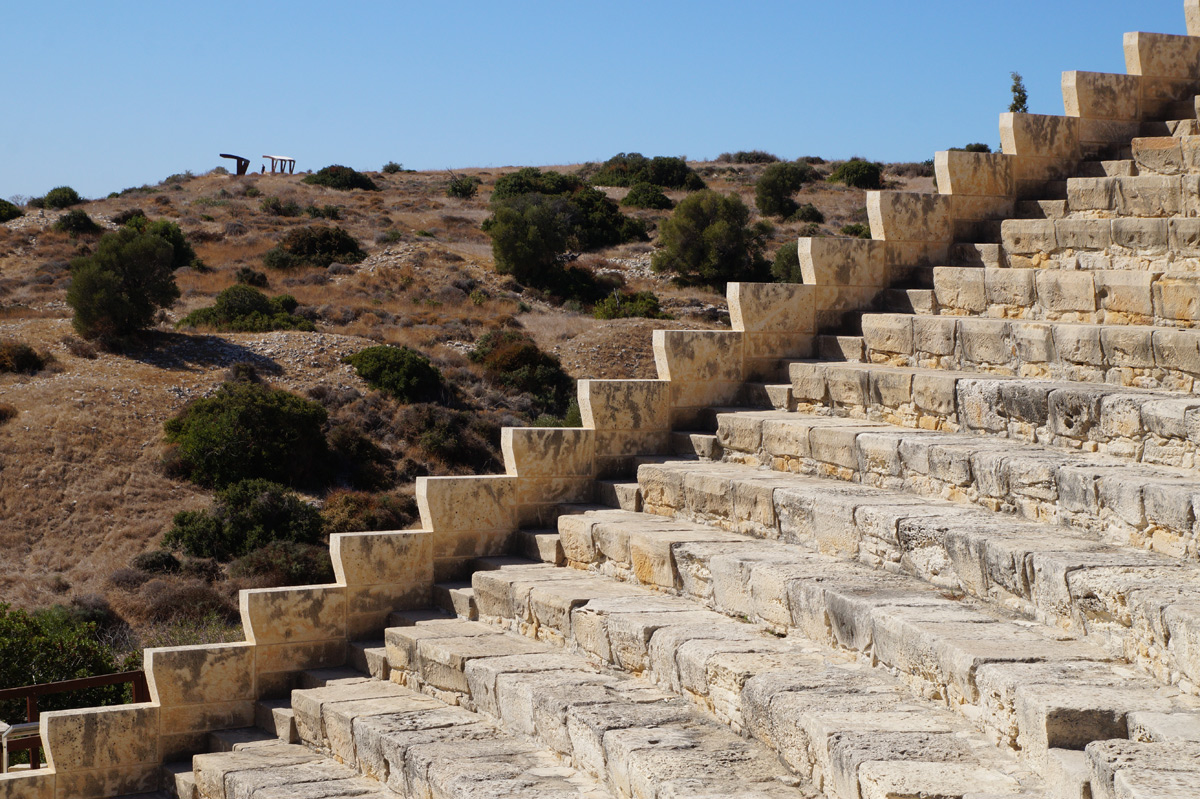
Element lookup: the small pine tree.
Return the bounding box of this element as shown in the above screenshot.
[1009,72,1029,114]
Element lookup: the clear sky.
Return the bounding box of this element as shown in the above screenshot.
[0,1,1187,199]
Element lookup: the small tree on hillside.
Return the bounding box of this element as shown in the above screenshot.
[67,228,180,341]
[651,190,772,288]
[1009,72,1029,113]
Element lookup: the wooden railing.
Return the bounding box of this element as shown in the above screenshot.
[0,671,150,771]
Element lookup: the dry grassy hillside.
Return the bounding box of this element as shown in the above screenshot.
[0,156,931,648]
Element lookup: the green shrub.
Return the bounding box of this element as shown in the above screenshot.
[163,381,330,488]
[491,167,582,201]
[120,217,197,268]
[470,330,574,417]
[589,153,705,190]
[43,186,83,209]
[0,404,16,425]
[620,182,673,210]
[321,490,416,535]
[0,340,47,373]
[651,190,772,288]
[0,604,124,723]
[791,203,824,224]
[325,423,395,490]
[235,267,268,288]
[131,550,180,574]
[382,161,403,174]
[754,161,818,218]
[0,199,23,222]
[302,165,379,192]
[263,225,366,269]
[305,204,340,220]
[840,223,872,239]
[716,150,779,164]
[229,541,333,586]
[244,187,262,198]
[53,209,102,236]
[67,227,181,340]
[828,159,883,190]
[376,229,404,245]
[593,290,668,319]
[164,479,324,560]
[446,175,481,199]
[771,241,801,283]
[344,345,443,403]
[260,196,301,217]
[952,143,992,153]
[393,403,502,470]
[111,208,146,226]
[179,285,314,332]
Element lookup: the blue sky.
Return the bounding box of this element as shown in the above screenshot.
[0,1,1187,199]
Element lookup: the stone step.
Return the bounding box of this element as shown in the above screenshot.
[1132,135,1200,176]
[206,727,279,753]
[433,581,477,620]
[385,616,843,798]
[1001,217,1200,272]
[786,359,1200,472]
[951,242,1002,268]
[634,452,1200,690]
[192,741,389,799]
[858,311,1200,396]
[286,667,616,799]
[254,698,300,743]
[877,288,936,315]
[928,265,1200,329]
[1014,199,1069,220]
[670,431,721,460]
[1065,175,1198,218]
[817,334,866,362]
[513,527,566,564]
[1162,98,1199,122]
[159,762,197,799]
[1075,160,1138,178]
[1085,739,1200,798]
[553,502,1198,774]
[739,381,795,411]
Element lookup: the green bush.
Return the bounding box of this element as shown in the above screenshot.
[302,165,379,191]
[163,381,330,488]
[382,161,403,174]
[828,159,883,189]
[229,541,334,586]
[111,208,146,226]
[131,550,180,574]
[446,175,481,199]
[120,217,197,268]
[43,186,83,209]
[589,153,705,190]
[840,223,872,239]
[651,190,772,288]
[620,182,673,210]
[0,341,46,373]
[321,490,416,535]
[393,403,502,470]
[305,204,340,220]
[770,241,801,283]
[235,267,268,288]
[344,345,443,403]
[470,330,574,417]
[0,199,23,222]
[593,290,668,320]
[716,150,779,164]
[754,161,818,218]
[263,225,366,269]
[164,479,324,560]
[0,604,124,723]
[53,209,102,236]
[791,203,824,224]
[179,285,314,332]
[491,167,582,201]
[67,227,181,340]
[260,196,301,217]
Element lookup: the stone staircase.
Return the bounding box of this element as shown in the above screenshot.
[12,4,1200,799]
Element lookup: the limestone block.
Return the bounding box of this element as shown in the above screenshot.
[52,765,158,799]
[241,585,345,646]
[868,369,914,409]
[913,372,959,415]
[912,316,957,356]
[417,475,516,536]
[1153,329,1200,375]
[1114,769,1200,798]
[253,640,345,692]
[1047,386,1107,440]
[1125,31,1200,78]
[1067,178,1115,213]
[762,419,814,459]
[1053,324,1105,366]
[1129,711,1200,742]
[1118,177,1183,217]
[727,281,815,334]
[145,642,255,707]
[1141,398,1200,440]
[1190,0,1200,37]
[1087,739,1200,799]
[1134,137,1186,175]
[957,318,1011,365]
[502,427,595,478]
[1168,219,1200,256]
[866,191,952,242]
[798,236,886,286]
[158,699,255,742]
[1112,218,1169,253]
[1164,602,1200,687]
[1095,272,1154,318]
[1063,71,1142,121]
[1056,219,1112,251]
[0,774,53,799]
[1002,219,1057,254]
[1101,327,1156,369]
[1080,119,1145,154]
[1037,270,1097,313]
[1154,279,1200,323]
[935,150,1014,196]
[789,362,828,403]
[653,329,744,383]
[330,530,430,588]
[578,379,669,433]
[857,762,1019,799]
[932,267,985,313]
[1001,113,1081,159]
[826,365,870,408]
[42,704,159,772]
[861,314,914,355]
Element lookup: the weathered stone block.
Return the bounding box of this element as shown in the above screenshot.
[862,314,914,355]
[932,267,986,312]
[1002,219,1057,254]
[241,586,345,646]
[1053,325,1105,366]
[579,379,669,433]
[502,427,595,478]
[986,268,1035,308]
[1101,327,1156,369]
[799,236,886,286]
[912,317,957,356]
[935,150,1014,196]
[867,191,952,242]
[1056,220,1111,251]
[1037,270,1097,313]
[1001,113,1082,159]
[958,318,1011,365]
[1095,272,1154,317]
[1063,71,1142,121]
[1112,218,1169,252]
[145,643,255,708]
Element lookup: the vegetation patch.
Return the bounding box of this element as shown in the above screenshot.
[67,227,181,341]
[470,330,574,418]
[828,159,883,190]
[302,165,380,192]
[179,285,314,332]
[754,161,820,219]
[717,150,779,164]
[394,403,502,471]
[43,186,84,209]
[229,541,333,586]
[164,479,324,561]
[0,340,47,373]
[447,175,481,199]
[620,182,673,210]
[263,225,366,269]
[593,290,669,320]
[321,490,416,535]
[53,209,102,236]
[588,153,705,190]
[771,240,801,283]
[0,199,23,223]
[344,345,444,404]
[652,190,771,288]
